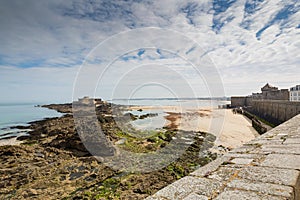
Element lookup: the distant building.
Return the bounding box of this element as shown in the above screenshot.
[94,98,102,105]
[78,96,92,104]
[290,85,300,101]
[252,83,289,101]
[252,92,262,99]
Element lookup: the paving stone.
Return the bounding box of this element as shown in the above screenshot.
[239,166,300,186]
[227,179,294,197]
[150,176,222,199]
[261,154,300,170]
[148,115,300,200]
[191,157,230,177]
[207,167,237,182]
[183,193,208,200]
[145,196,169,200]
[246,139,283,145]
[230,145,258,154]
[216,189,288,200]
[230,158,253,165]
[262,144,300,154]
[224,153,260,159]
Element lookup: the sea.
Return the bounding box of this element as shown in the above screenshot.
[0,103,62,139]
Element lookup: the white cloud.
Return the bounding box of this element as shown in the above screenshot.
[0,0,299,102]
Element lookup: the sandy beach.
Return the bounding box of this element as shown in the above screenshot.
[129,105,259,149]
[1,105,258,149]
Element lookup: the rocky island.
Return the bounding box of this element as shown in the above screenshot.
[0,99,217,199]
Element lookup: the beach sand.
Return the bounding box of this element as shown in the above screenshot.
[2,106,258,149]
[174,109,259,149]
[129,105,259,149]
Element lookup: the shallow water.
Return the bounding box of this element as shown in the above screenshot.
[0,103,62,138]
[126,109,167,131]
[113,99,229,131]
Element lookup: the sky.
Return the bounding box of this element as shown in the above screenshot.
[0,0,299,103]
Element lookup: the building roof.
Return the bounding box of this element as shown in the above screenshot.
[290,85,300,91]
[261,83,278,91]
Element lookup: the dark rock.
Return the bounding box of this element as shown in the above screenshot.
[17,135,30,141]
[69,172,85,180]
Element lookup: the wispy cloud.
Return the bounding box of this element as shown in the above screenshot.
[0,0,299,102]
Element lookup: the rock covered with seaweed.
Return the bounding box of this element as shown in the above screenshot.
[0,99,217,199]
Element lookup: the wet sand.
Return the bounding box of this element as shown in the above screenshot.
[0,137,22,146]
[130,106,259,149]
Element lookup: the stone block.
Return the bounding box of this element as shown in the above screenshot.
[150,176,222,199]
[183,193,208,200]
[227,179,293,197]
[216,189,288,200]
[191,157,230,177]
[231,158,253,165]
[262,144,300,154]
[261,154,300,170]
[239,166,300,186]
[207,167,237,182]
[224,153,260,159]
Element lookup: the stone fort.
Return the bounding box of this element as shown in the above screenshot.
[251,83,289,100]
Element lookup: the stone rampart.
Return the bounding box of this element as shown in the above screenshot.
[147,114,300,200]
[248,100,300,125]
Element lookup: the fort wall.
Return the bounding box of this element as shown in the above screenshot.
[147,114,300,200]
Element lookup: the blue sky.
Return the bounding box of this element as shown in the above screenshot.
[0,0,299,103]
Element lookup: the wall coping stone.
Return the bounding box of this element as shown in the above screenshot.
[147,114,300,200]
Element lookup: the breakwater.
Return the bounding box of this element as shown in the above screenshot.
[147,114,300,199]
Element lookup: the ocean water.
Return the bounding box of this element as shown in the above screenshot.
[0,103,62,139]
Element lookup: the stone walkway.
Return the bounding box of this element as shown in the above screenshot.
[147,114,300,200]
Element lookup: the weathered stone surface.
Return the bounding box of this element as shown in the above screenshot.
[216,190,287,200]
[262,144,300,154]
[145,196,169,200]
[149,176,222,199]
[229,145,258,154]
[190,157,230,177]
[149,114,300,200]
[261,154,300,169]
[230,158,253,165]
[207,167,237,182]
[246,139,283,145]
[227,179,294,197]
[239,166,300,186]
[183,193,208,200]
[224,153,260,159]
[284,137,300,144]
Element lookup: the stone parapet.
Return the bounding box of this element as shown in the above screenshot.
[147,114,300,200]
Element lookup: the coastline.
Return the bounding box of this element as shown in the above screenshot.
[0,103,258,151]
[0,137,23,146]
[0,101,219,199]
[0,103,63,146]
[129,105,259,149]
[166,108,259,149]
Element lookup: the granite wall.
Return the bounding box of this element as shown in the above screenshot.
[248,100,300,125]
[231,97,300,126]
[147,114,300,200]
